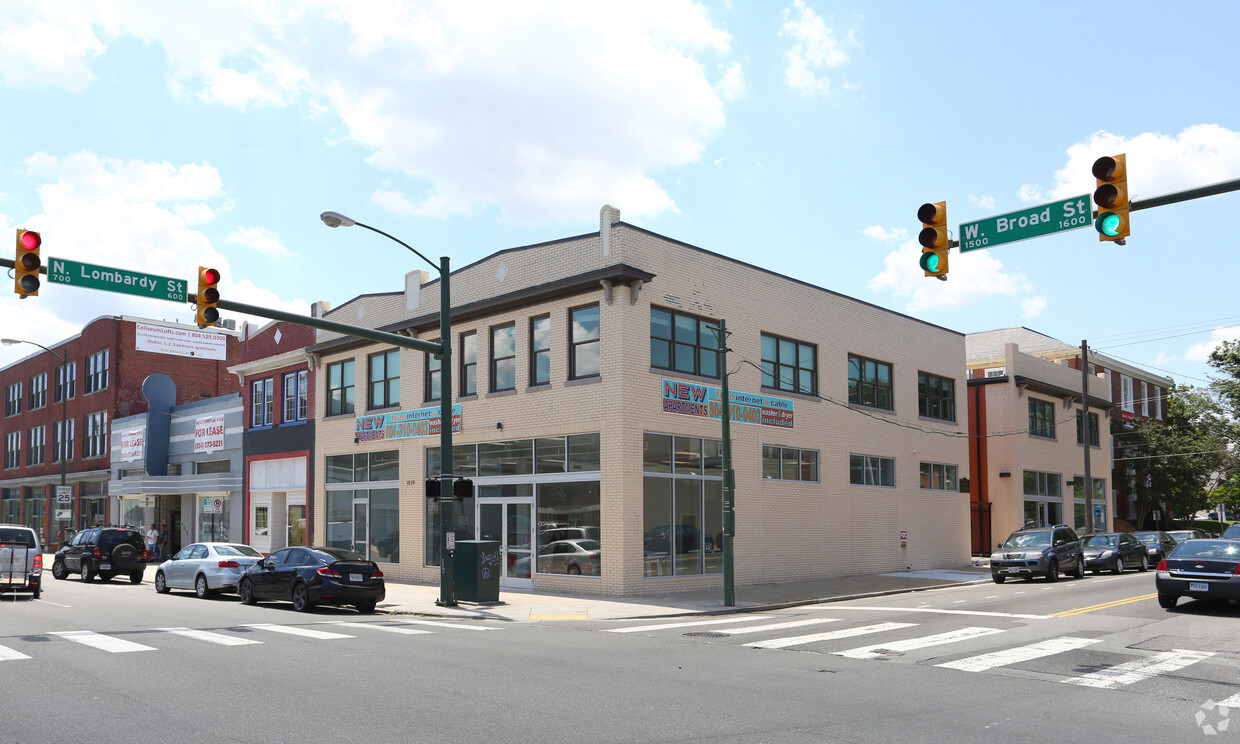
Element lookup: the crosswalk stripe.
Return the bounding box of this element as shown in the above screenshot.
[0,644,31,661]
[715,618,841,635]
[323,622,433,635]
[743,622,917,650]
[243,623,354,640]
[1062,649,1215,689]
[393,619,500,631]
[834,626,1005,660]
[51,630,155,653]
[937,636,1102,672]
[605,616,775,634]
[157,627,263,646]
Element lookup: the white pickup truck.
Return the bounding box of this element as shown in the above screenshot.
[0,525,42,599]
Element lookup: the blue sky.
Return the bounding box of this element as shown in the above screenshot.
[2,1,1238,390]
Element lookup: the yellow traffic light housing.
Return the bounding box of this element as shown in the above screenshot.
[1093,153,1129,242]
[196,266,221,326]
[14,228,41,297]
[918,201,949,280]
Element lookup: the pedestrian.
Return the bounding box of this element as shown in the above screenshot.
[146,523,159,560]
[158,523,168,560]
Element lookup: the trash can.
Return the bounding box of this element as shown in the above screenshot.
[453,540,501,602]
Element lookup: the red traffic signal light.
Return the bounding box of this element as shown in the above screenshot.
[14,228,41,297]
[196,266,221,326]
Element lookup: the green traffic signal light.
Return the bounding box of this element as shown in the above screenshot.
[1096,212,1122,237]
[919,252,943,273]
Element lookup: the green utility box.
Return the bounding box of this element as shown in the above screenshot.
[453,540,501,602]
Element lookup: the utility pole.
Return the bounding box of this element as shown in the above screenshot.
[1081,340,1094,534]
[712,320,736,607]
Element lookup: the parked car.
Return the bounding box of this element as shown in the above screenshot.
[51,527,150,584]
[1155,538,1240,609]
[538,526,600,547]
[536,539,601,576]
[154,542,264,598]
[643,524,714,555]
[1131,531,1178,563]
[1167,529,1213,542]
[0,524,42,599]
[1221,523,1240,540]
[237,546,385,613]
[989,524,1084,583]
[1081,532,1149,574]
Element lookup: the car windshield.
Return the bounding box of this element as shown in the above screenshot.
[314,547,364,562]
[1002,531,1051,548]
[575,540,600,551]
[1082,535,1116,547]
[1171,540,1240,559]
[1134,533,1159,545]
[0,528,36,548]
[216,544,263,557]
[1222,524,1240,539]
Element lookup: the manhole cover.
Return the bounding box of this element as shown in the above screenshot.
[684,632,729,638]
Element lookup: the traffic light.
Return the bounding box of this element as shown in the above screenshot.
[1092,153,1129,242]
[196,266,220,326]
[453,478,474,499]
[14,228,41,297]
[917,201,949,280]
[426,479,440,500]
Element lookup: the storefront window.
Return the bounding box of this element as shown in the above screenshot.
[197,498,229,542]
[326,491,352,550]
[287,504,306,546]
[324,451,399,560]
[424,493,476,567]
[642,433,722,577]
[535,482,601,576]
[370,488,399,563]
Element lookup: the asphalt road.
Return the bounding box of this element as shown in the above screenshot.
[3,568,1238,743]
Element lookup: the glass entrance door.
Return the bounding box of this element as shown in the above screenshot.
[478,495,533,589]
[352,499,369,556]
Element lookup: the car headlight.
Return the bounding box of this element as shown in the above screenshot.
[1099,550,1113,559]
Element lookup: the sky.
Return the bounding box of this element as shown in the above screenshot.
[2,1,1239,391]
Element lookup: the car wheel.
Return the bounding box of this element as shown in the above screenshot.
[1112,556,1124,575]
[1070,557,1085,579]
[52,559,68,580]
[80,560,95,582]
[1044,559,1059,582]
[238,578,257,605]
[291,582,314,612]
[155,571,170,594]
[567,563,582,575]
[355,601,377,614]
[1138,554,1149,572]
[195,574,215,598]
[991,575,1005,584]
[1158,593,1178,609]
[129,570,142,584]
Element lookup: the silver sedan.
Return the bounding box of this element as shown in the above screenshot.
[154,542,264,598]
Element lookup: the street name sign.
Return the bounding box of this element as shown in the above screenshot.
[46,258,188,302]
[959,194,1091,253]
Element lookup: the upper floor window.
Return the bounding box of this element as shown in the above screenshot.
[1120,374,1134,412]
[848,354,893,411]
[251,378,274,427]
[919,462,958,491]
[1028,398,1055,439]
[530,315,550,387]
[850,454,895,487]
[55,362,76,403]
[1024,470,1060,499]
[3,431,18,469]
[490,323,516,392]
[459,331,477,396]
[54,419,75,463]
[918,371,955,422]
[1153,386,1163,420]
[326,359,355,417]
[650,306,719,379]
[284,370,308,423]
[5,382,21,417]
[761,333,816,395]
[570,304,600,380]
[762,446,818,482]
[29,373,47,410]
[425,341,441,402]
[368,349,400,410]
[85,350,109,393]
[27,427,45,466]
[1076,410,1100,447]
[83,411,108,458]
[1139,380,1150,417]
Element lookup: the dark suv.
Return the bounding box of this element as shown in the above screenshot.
[51,527,150,584]
[990,524,1084,583]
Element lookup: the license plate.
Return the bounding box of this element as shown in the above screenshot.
[1189,582,1209,592]
[349,573,364,583]
[101,563,111,570]
[1007,567,1023,573]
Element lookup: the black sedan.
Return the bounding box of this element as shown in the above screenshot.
[1132,530,1178,562]
[1155,538,1240,609]
[1081,532,1149,574]
[237,546,385,613]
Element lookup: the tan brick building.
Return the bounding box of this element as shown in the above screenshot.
[308,206,970,597]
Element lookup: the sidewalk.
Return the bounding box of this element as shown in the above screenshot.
[377,564,994,622]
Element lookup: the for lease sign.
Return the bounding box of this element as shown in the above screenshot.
[194,415,226,453]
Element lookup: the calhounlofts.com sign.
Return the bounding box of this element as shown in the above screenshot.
[661,379,794,428]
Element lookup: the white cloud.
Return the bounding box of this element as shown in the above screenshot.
[1185,325,1240,361]
[862,225,907,243]
[779,1,862,97]
[174,203,216,225]
[226,226,289,257]
[1017,184,1043,203]
[868,237,1042,314]
[717,61,745,102]
[968,194,996,210]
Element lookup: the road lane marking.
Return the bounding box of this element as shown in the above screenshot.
[819,606,1048,620]
[744,622,916,650]
[243,623,353,640]
[834,626,1005,660]
[394,619,501,631]
[158,627,262,646]
[1050,593,1158,617]
[0,644,31,661]
[937,636,1102,672]
[1063,649,1214,688]
[323,622,433,635]
[714,618,841,635]
[605,616,775,633]
[51,630,155,653]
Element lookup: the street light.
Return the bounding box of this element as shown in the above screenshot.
[320,211,457,607]
[3,338,69,542]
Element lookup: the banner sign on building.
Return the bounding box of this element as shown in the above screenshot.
[661,379,794,428]
[355,404,464,442]
[194,414,226,453]
[135,322,228,361]
[119,430,144,462]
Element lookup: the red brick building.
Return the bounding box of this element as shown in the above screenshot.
[1,315,241,546]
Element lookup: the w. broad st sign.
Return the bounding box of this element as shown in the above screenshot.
[959,195,1091,252]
